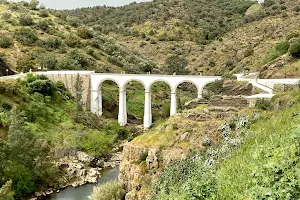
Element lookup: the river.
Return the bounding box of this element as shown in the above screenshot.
[44,166,120,200]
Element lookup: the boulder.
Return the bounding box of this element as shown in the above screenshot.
[77,151,95,163]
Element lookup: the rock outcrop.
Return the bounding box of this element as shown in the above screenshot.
[119,144,188,200]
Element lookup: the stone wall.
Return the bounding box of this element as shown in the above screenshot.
[45,73,92,110]
[273,83,299,93]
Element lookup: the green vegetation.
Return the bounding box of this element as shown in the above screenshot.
[101,81,197,124]
[89,181,125,200]
[265,31,300,63]
[0,74,130,198]
[151,91,300,199]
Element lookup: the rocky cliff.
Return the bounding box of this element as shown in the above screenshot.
[118,96,251,199]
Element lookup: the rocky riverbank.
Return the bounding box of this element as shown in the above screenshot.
[31,151,123,200]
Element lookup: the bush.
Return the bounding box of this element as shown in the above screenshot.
[65,34,81,48]
[0,34,13,48]
[165,54,189,75]
[36,19,50,31]
[222,72,237,80]
[1,12,11,21]
[255,98,270,110]
[89,181,125,200]
[19,14,34,26]
[39,10,49,18]
[80,131,115,157]
[244,47,254,57]
[265,40,289,63]
[77,26,94,39]
[29,0,39,10]
[14,27,39,45]
[40,37,62,50]
[289,37,300,58]
[208,59,216,67]
[66,16,81,27]
[151,157,217,200]
[38,53,58,69]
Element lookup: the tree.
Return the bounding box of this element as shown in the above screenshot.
[165,54,189,75]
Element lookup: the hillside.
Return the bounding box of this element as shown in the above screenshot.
[0,0,299,77]
[67,0,300,77]
[0,1,156,74]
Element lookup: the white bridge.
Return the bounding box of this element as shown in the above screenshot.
[90,73,221,128]
[2,71,300,128]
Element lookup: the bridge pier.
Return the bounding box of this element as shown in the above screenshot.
[98,90,103,116]
[118,90,127,126]
[144,91,152,128]
[170,92,177,116]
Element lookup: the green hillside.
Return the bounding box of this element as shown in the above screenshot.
[66,0,300,76]
[0,1,156,74]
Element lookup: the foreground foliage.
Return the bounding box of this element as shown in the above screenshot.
[152,91,300,199]
[0,74,129,199]
[89,181,125,200]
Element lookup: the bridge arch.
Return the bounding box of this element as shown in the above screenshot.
[149,79,173,92]
[97,78,121,91]
[174,80,200,95]
[122,78,146,91]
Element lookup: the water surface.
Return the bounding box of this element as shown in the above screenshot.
[44,166,119,200]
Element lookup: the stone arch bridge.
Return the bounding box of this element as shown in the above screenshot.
[90,73,221,128]
[3,71,299,128]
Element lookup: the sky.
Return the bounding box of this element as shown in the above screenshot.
[9,0,151,9]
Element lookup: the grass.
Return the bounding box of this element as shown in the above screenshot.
[132,115,204,149]
[216,100,300,199]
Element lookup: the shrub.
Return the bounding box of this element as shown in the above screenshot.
[40,37,62,50]
[36,19,50,31]
[66,16,81,27]
[19,14,34,26]
[289,37,300,58]
[89,181,125,200]
[37,53,58,69]
[151,157,217,200]
[0,34,13,48]
[16,55,35,72]
[29,0,39,10]
[39,10,49,18]
[65,34,81,48]
[265,40,289,63]
[208,59,216,67]
[27,79,55,96]
[1,12,11,21]
[56,57,81,70]
[244,47,254,57]
[255,98,270,110]
[77,26,94,39]
[14,27,39,45]
[222,72,237,80]
[165,54,189,75]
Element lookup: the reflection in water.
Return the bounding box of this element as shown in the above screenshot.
[44,166,119,200]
